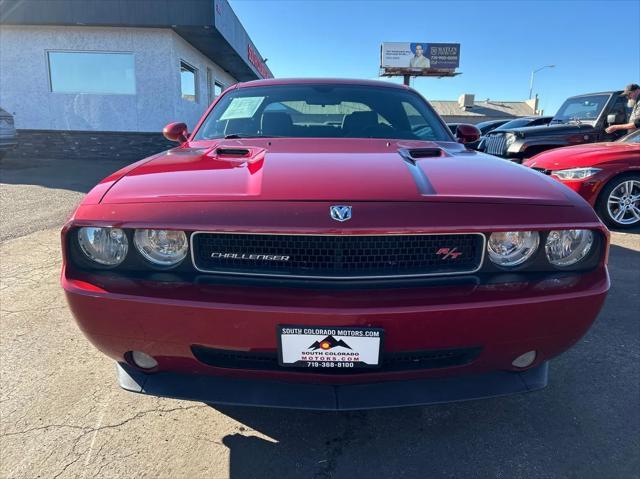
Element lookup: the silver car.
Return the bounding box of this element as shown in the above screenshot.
[0,107,17,158]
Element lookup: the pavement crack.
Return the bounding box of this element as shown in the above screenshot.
[2,404,207,439]
[51,455,82,479]
[1,424,91,437]
[89,404,208,433]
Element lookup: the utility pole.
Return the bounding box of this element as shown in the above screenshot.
[529,64,555,99]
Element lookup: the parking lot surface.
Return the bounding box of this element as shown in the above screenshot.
[1,157,639,479]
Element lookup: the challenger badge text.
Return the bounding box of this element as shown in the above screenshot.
[210,252,291,261]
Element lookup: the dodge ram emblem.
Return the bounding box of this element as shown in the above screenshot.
[330,205,352,222]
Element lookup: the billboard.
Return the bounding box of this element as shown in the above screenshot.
[381,43,460,71]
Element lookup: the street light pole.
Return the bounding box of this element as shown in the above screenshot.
[529,64,555,99]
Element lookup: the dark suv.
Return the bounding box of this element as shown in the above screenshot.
[481,91,629,162]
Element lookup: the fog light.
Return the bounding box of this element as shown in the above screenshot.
[130,351,158,369]
[512,350,536,368]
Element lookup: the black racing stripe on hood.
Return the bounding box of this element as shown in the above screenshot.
[401,155,436,195]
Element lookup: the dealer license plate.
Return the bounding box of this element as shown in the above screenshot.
[278,325,383,369]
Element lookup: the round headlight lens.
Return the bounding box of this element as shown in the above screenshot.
[77,227,128,266]
[545,229,594,267]
[488,231,540,267]
[134,229,188,266]
[505,133,517,147]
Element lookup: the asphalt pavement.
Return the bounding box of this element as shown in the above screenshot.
[1,156,638,479]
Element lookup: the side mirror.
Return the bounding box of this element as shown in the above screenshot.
[455,124,481,145]
[163,122,189,143]
[607,113,622,126]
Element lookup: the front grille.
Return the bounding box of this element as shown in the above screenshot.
[191,345,482,374]
[191,233,485,279]
[532,167,551,175]
[484,133,507,156]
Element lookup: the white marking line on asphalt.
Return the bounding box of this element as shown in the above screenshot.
[84,398,109,467]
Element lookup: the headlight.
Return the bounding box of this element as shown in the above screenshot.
[545,229,594,267]
[134,229,188,266]
[77,227,128,266]
[487,231,540,267]
[505,133,517,147]
[552,167,601,180]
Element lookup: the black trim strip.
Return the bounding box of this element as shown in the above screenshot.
[191,345,482,374]
[117,362,549,410]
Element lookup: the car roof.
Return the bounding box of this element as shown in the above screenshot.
[478,119,510,124]
[503,116,551,122]
[236,78,411,90]
[566,91,621,98]
[619,129,640,142]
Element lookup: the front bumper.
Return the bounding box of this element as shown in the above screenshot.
[118,361,549,410]
[64,264,609,406]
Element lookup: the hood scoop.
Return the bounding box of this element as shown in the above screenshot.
[205,145,267,165]
[216,147,251,156]
[398,147,444,164]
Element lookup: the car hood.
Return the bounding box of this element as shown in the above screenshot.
[525,142,640,169]
[493,122,594,137]
[99,138,573,205]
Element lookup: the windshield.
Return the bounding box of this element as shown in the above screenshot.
[194,84,452,141]
[495,118,533,130]
[618,129,640,143]
[476,120,507,134]
[552,94,610,123]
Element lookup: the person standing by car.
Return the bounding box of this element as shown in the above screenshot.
[605,83,640,134]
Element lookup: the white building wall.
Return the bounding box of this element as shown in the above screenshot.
[171,32,235,132]
[0,25,237,132]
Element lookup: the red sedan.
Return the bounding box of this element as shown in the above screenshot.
[525,130,640,228]
[62,79,609,410]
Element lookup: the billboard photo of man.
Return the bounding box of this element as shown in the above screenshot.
[409,43,430,69]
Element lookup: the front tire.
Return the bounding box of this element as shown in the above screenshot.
[596,174,640,229]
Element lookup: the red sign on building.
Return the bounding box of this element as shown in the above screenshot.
[248,44,272,79]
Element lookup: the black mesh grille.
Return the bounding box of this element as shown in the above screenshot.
[191,233,484,278]
[191,345,481,374]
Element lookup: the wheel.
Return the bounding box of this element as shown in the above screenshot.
[596,174,640,229]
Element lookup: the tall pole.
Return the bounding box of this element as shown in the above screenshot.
[529,71,535,100]
[403,74,411,86]
[529,64,555,99]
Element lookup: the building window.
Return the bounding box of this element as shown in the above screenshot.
[214,81,224,97]
[207,70,224,105]
[180,61,198,102]
[207,68,214,104]
[47,51,135,94]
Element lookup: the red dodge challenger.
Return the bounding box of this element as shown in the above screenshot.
[525,129,640,229]
[62,79,610,410]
